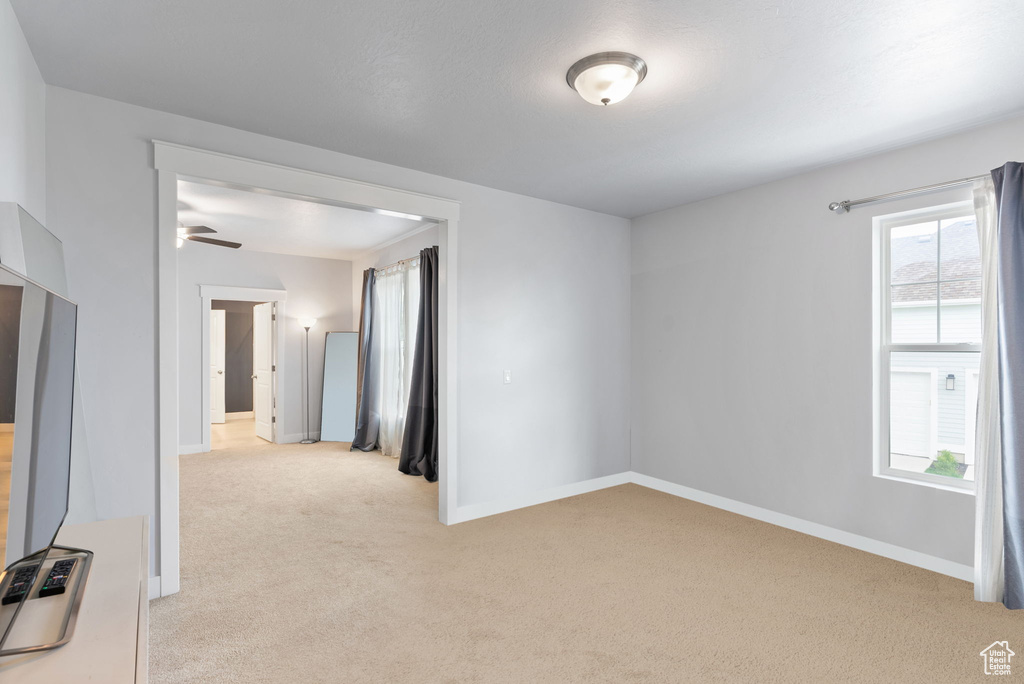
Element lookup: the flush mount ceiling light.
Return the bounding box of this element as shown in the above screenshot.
[566,52,647,106]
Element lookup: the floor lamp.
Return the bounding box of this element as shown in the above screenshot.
[300,318,318,444]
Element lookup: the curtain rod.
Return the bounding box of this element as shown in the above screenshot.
[375,254,420,272]
[827,173,990,214]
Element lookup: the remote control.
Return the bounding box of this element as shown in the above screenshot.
[2,563,40,605]
[38,559,77,598]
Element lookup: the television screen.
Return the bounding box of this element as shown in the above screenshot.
[0,263,76,571]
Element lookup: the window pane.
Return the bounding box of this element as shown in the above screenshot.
[889,351,979,482]
[891,283,937,343]
[939,215,980,281]
[891,221,937,285]
[939,280,981,343]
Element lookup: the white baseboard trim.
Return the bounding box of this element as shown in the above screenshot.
[448,470,972,582]
[178,443,205,455]
[454,472,632,524]
[630,472,973,582]
[148,575,161,600]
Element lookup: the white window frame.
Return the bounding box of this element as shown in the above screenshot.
[964,368,980,467]
[873,200,977,494]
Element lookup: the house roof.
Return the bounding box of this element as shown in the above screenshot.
[891,219,980,303]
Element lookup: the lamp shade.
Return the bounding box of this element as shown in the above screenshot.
[567,52,647,106]
[300,317,317,330]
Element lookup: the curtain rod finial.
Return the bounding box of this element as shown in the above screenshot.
[828,201,848,214]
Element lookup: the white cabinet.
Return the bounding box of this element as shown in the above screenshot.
[0,516,149,683]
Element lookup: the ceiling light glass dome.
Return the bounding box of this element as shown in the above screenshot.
[566,52,647,106]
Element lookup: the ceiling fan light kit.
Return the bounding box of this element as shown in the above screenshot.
[566,52,647,106]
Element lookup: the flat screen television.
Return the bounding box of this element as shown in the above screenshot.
[0,262,78,652]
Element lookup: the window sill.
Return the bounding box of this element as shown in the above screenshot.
[874,470,975,495]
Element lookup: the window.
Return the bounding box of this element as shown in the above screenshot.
[374,256,421,457]
[876,202,980,491]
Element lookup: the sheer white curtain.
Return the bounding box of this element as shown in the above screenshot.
[973,177,1004,602]
[374,258,421,457]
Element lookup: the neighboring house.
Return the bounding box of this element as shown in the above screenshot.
[890,219,981,466]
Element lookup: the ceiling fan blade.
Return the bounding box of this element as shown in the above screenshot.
[188,235,242,249]
[181,225,217,235]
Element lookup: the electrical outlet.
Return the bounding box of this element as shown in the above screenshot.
[503,370,512,384]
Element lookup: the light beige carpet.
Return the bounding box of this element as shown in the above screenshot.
[151,442,1018,683]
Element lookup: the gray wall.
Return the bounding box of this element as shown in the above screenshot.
[44,86,631,575]
[631,113,1024,567]
[223,311,253,413]
[212,300,255,414]
[0,8,97,529]
[0,0,45,222]
[0,284,22,423]
[177,248,353,448]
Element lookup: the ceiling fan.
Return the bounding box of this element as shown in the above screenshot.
[177,225,242,249]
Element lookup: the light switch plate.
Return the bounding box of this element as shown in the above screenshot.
[503,370,512,384]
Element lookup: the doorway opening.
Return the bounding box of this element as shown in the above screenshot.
[155,142,460,598]
[209,299,276,450]
[197,286,288,455]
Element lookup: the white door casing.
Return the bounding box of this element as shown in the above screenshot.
[210,309,226,424]
[198,286,287,454]
[157,141,459,599]
[253,302,275,442]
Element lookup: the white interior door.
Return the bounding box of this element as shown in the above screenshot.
[253,302,274,442]
[890,368,935,457]
[210,309,226,425]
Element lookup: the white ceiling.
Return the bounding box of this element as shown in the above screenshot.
[176,180,427,260]
[14,1,1024,218]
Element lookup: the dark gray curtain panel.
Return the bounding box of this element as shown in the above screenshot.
[351,268,380,451]
[993,162,1024,609]
[399,246,439,481]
